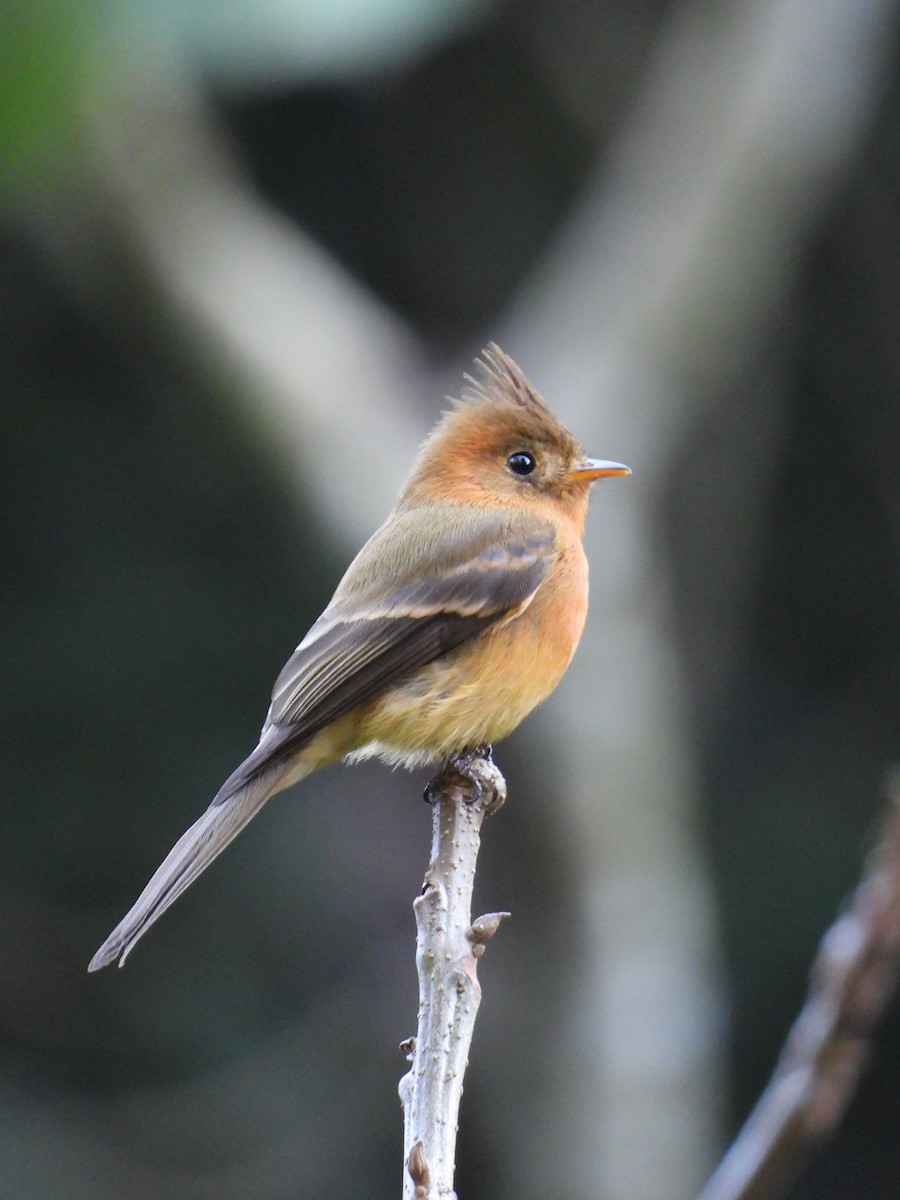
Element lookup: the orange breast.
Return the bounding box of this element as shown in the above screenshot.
[357,536,589,761]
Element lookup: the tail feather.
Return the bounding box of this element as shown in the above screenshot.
[88,771,277,972]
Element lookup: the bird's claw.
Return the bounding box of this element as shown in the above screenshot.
[423,745,506,813]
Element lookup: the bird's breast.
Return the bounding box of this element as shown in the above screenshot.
[353,538,589,764]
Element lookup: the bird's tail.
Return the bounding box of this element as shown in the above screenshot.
[88,766,283,972]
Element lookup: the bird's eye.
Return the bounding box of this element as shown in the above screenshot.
[507,451,536,477]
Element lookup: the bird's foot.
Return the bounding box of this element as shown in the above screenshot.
[423,745,506,814]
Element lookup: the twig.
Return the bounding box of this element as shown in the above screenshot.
[697,783,900,1200]
[399,749,509,1200]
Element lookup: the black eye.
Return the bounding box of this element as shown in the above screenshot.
[507,451,536,477]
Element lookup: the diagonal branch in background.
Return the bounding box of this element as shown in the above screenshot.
[399,749,509,1200]
[697,782,900,1200]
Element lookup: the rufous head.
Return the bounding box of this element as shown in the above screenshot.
[399,344,630,518]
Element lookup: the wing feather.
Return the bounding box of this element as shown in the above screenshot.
[216,511,556,799]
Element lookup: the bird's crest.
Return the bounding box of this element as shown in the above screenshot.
[458,344,550,419]
[449,344,577,454]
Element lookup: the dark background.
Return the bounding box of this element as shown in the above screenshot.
[3,1,900,1197]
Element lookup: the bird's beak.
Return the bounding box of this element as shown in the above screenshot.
[568,457,631,482]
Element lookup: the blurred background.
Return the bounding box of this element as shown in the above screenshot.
[3,1,900,1197]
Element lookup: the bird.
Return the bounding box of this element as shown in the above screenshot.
[88,345,630,971]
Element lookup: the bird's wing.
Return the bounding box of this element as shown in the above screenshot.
[217,511,557,799]
[87,510,556,972]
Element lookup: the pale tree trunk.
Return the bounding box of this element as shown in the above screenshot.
[399,753,508,1200]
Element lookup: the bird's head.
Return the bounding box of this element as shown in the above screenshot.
[399,345,630,523]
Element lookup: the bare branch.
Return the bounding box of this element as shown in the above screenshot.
[399,750,508,1200]
[698,783,900,1200]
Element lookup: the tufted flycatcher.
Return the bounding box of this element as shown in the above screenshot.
[89,345,630,971]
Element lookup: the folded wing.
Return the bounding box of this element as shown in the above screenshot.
[217,510,557,802]
[88,508,556,971]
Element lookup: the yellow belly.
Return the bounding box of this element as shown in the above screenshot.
[283,537,590,775]
[350,543,589,766]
